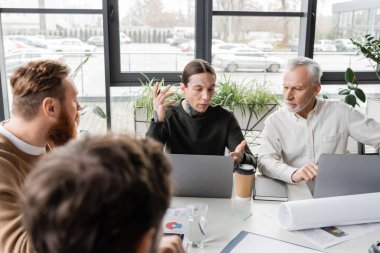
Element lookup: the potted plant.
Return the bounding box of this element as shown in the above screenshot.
[348,34,380,153]
[351,34,380,102]
[212,75,279,134]
[351,34,380,81]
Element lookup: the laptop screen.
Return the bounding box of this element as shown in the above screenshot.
[168,154,234,198]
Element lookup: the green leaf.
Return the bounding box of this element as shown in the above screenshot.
[322,94,329,99]
[70,56,90,80]
[354,88,366,103]
[338,89,351,95]
[345,68,358,84]
[344,94,357,107]
[92,105,107,119]
[80,105,107,119]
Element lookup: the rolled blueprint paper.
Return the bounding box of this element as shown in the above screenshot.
[279,192,380,231]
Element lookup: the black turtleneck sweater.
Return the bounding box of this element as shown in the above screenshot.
[146,101,256,167]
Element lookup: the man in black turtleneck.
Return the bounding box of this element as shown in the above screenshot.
[146,59,256,167]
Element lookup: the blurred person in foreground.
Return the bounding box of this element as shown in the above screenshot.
[0,60,80,253]
[21,134,185,253]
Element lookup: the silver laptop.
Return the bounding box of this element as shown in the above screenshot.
[313,154,380,198]
[168,154,234,198]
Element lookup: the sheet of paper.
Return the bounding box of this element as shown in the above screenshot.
[162,207,188,234]
[295,223,380,249]
[222,231,323,253]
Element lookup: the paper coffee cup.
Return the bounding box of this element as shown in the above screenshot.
[234,164,255,198]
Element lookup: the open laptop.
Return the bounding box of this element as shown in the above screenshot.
[313,153,380,198]
[167,154,234,198]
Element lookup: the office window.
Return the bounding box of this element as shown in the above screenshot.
[213,0,301,12]
[339,12,352,28]
[212,15,299,88]
[117,0,195,73]
[375,9,380,25]
[1,13,106,134]
[353,10,368,28]
[0,0,101,9]
[315,1,373,72]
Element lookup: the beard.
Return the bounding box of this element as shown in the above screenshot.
[47,108,79,146]
[286,96,316,114]
[286,104,303,113]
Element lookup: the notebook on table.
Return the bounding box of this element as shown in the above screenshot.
[168,154,234,198]
[313,154,380,198]
[253,174,288,201]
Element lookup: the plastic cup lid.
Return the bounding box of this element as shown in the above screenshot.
[234,164,255,175]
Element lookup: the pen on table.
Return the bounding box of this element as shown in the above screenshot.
[243,213,253,221]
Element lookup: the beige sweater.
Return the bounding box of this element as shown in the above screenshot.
[0,133,44,253]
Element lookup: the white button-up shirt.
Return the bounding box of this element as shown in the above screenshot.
[258,98,380,183]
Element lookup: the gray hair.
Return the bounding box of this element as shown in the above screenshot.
[286,57,322,86]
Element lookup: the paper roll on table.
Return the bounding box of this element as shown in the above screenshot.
[279,192,380,231]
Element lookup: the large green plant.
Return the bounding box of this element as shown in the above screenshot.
[212,75,247,109]
[244,81,279,117]
[212,75,279,116]
[351,34,380,81]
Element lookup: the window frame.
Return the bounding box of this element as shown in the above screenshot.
[0,6,104,122]
[1,0,379,125]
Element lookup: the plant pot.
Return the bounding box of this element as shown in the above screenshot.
[135,107,150,122]
[134,107,151,137]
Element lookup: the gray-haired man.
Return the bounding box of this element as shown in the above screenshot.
[258,57,380,184]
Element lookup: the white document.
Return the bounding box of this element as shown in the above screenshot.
[296,223,380,249]
[222,231,323,253]
[162,207,188,234]
[279,192,380,230]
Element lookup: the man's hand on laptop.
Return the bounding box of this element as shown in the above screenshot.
[291,163,318,183]
[229,140,247,165]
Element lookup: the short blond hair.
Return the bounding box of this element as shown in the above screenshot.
[10,60,70,119]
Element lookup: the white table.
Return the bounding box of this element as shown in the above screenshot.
[171,182,380,252]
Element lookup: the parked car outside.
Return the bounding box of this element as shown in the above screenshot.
[334,39,356,52]
[87,33,131,46]
[5,48,64,74]
[248,40,273,52]
[314,39,337,52]
[170,37,191,47]
[180,39,225,52]
[46,38,96,56]
[212,43,248,59]
[5,35,44,47]
[166,37,175,44]
[87,36,103,46]
[213,47,284,72]
[3,39,30,53]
